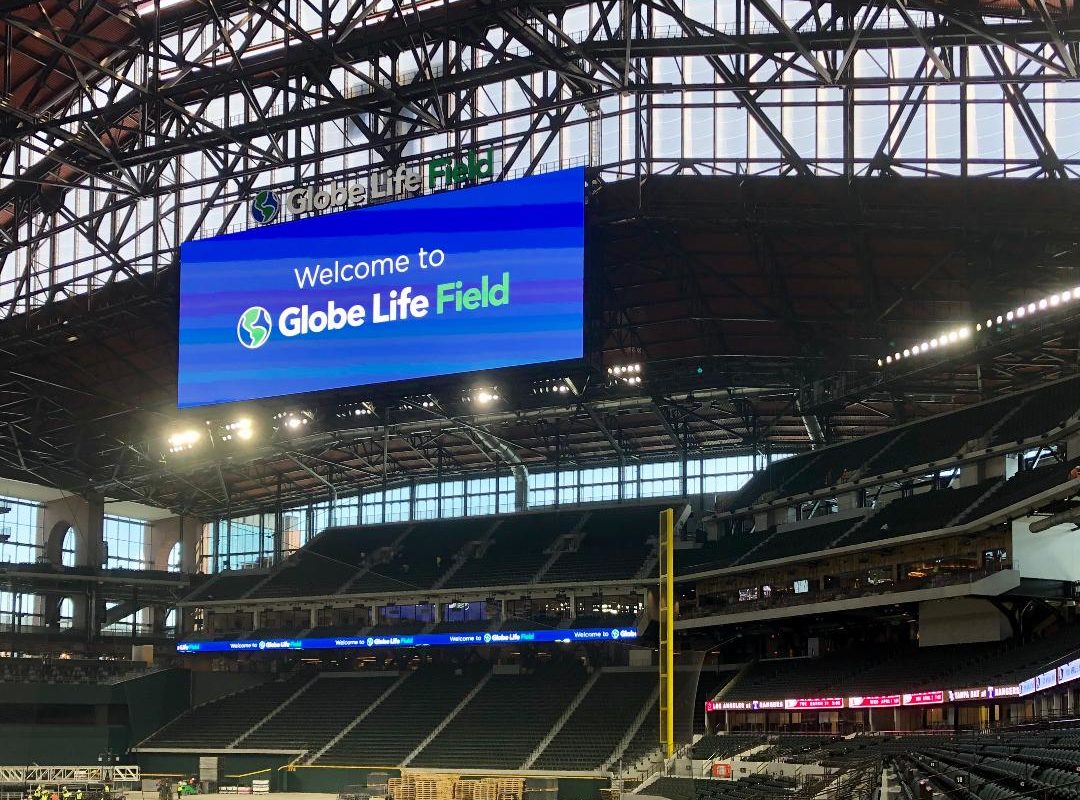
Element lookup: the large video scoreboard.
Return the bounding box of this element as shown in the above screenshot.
[178,168,585,408]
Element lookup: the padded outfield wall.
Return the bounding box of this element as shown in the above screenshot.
[0,669,190,765]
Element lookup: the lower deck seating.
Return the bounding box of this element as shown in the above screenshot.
[410,663,589,769]
[533,671,655,770]
[140,671,313,748]
[317,664,486,765]
[690,734,762,760]
[647,773,800,800]
[236,674,397,753]
[617,697,660,766]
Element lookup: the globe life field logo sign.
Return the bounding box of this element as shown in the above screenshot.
[237,306,272,349]
[248,148,494,223]
[250,190,280,224]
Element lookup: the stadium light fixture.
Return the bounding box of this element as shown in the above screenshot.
[463,387,500,405]
[532,377,577,396]
[607,362,644,387]
[167,428,202,454]
[400,394,439,411]
[220,417,254,443]
[335,401,376,419]
[272,410,314,431]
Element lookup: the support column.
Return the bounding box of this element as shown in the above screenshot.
[150,516,204,572]
[514,468,528,512]
[40,492,105,567]
[151,606,168,635]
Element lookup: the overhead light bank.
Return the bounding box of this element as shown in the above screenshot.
[876,287,1080,369]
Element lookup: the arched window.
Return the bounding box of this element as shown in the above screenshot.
[167,541,183,573]
[61,527,76,567]
[59,598,74,629]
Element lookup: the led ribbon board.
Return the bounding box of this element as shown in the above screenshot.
[178,168,586,408]
[176,626,637,653]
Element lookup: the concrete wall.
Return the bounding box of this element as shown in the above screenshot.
[918,598,1010,646]
[0,724,130,764]
[149,517,202,573]
[1012,517,1080,581]
[41,493,105,567]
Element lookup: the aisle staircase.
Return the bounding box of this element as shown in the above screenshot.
[306,671,414,763]
[521,668,604,768]
[400,669,494,766]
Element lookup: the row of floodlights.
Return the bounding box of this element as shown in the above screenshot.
[878,287,1080,368]
[166,367,647,456]
[167,410,313,455]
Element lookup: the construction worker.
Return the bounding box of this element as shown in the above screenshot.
[61,786,71,800]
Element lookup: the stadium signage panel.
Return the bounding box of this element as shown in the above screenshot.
[784,697,843,710]
[179,168,585,408]
[1059,658,1080,685]
[279,150,494,218]
[250,149,496,223]
[1019,677,1038,697]
[175,626,636,653]
[706,700,784,712]
[946,686,1022,702]
[902,691,944,706]
[1035,668,1059,692]
[848,695,901,708]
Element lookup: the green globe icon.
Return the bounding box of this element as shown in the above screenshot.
[237,306,272,349]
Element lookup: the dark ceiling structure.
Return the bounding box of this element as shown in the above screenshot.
[1,175,1079,518]
[1,0,1080,518]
